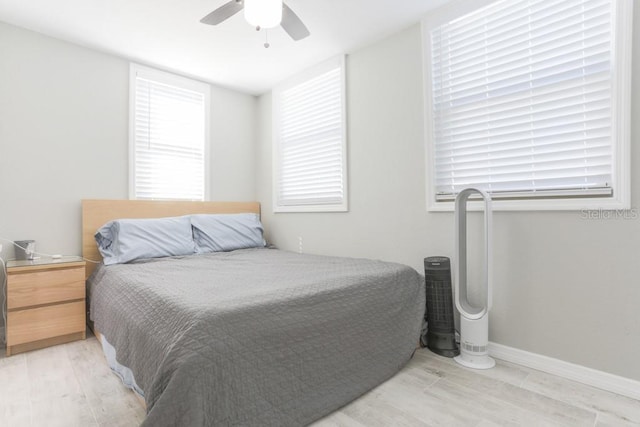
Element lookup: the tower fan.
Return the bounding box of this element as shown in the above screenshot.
[454,188,495,369]
[423,256,458,357]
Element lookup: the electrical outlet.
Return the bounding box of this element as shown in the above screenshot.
[298,236,303,254]
[0,243,3,252]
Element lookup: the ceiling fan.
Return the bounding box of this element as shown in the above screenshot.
[200,0,310,44]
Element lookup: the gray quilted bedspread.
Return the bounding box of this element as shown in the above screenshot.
[88,248,425,426]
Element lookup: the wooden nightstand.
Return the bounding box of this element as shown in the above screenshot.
[5,256,86,356]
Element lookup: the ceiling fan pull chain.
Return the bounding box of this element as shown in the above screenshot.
[264,29,270,48]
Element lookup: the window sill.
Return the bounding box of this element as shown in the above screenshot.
[274,204,348,213]
[427,196,630,212]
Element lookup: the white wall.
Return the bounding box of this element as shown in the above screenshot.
[0,22,257,326]
[2,7,638,383]
[257,8,640,381]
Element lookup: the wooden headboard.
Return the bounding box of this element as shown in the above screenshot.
[81,199,261,278]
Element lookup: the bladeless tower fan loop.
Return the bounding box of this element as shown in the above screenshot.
[454,187,495,370]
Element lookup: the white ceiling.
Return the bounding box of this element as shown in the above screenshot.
[0,0,450,95]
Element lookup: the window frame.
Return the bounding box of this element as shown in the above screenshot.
[129,63,211,201]
[422,0,633,212]
[272,55,348,213]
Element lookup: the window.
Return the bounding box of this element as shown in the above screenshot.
[130,64,210,200]
[273,56,348,212]
[424,0,632,210]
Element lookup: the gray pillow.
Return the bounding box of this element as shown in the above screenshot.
[95,216,195,265]
[190,213,266,254]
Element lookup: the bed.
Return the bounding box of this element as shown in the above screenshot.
[82,199,425,427]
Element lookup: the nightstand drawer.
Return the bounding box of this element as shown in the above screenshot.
[6,300,85,346]
[7,266,84,309]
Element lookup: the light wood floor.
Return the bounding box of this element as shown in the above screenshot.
[1,334,638,426]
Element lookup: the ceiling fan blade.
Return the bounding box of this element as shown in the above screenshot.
[281,3,310,41]
[200,0,244,25]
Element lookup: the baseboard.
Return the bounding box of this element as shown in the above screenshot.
[489,342,640,401]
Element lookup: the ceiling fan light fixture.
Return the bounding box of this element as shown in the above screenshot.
[244,0,283,29]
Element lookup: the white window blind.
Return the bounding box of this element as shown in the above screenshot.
[130,65,210,201]
[430,0,618,201]
[273,56,347,212]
